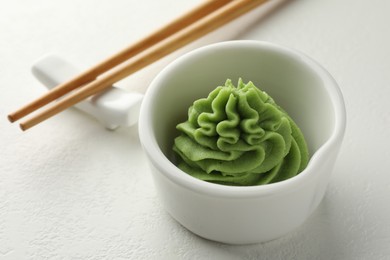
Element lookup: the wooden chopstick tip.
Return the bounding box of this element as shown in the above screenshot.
[19,122,28,131]
[7,113,17,123]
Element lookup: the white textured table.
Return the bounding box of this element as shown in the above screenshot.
[1,0,390,259]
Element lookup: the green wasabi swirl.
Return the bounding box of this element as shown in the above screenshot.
[173,79,309,186]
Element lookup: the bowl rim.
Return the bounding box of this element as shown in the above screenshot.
[139,40,346,198]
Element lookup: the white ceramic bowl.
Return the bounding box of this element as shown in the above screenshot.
[139,41,346,244]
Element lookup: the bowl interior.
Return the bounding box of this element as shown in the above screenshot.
[148,42,336,164]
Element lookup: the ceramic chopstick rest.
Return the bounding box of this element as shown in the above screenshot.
[31,54,143,130]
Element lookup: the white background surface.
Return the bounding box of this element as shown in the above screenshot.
[1,0,390,259]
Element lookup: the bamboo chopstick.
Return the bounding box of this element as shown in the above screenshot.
[8,0,231,123]
[14,0,268,131]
